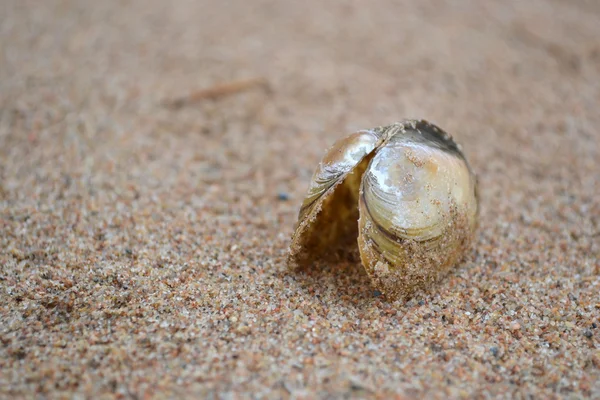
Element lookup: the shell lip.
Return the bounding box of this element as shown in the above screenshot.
[296,171,340,222]
[292,128,386,230]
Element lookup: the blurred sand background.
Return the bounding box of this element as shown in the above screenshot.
[1,0,599,398]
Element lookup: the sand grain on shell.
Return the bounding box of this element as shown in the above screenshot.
[1,0,599,398]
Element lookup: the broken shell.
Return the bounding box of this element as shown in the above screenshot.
[288,120,478,300]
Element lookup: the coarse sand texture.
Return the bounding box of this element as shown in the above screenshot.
[1,0,599,398]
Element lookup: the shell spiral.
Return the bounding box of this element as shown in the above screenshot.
[289,120,478,300]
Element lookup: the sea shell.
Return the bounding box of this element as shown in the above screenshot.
[288,120,478,300]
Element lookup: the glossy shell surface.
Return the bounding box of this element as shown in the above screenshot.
[288,120,479,300]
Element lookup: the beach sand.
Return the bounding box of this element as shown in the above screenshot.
[1,0,599,398]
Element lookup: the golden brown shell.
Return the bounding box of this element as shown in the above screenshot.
[288,120,479,300]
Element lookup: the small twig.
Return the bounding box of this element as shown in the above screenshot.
[163,78,269,109]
